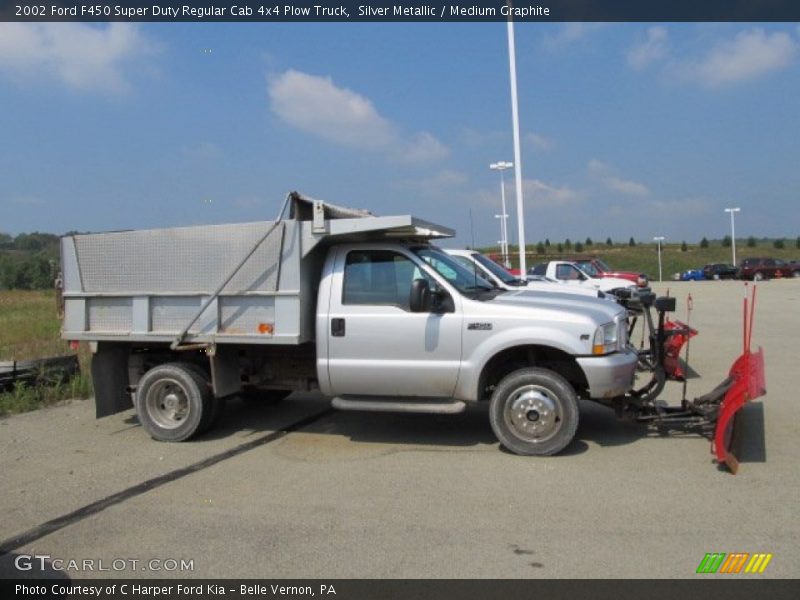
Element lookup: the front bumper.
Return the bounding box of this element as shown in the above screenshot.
[576,349,638,399]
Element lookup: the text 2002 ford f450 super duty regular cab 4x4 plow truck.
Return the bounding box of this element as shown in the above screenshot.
[60,193,765,472]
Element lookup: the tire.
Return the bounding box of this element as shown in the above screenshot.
[489,367,579,456]
[135,362,216,442]
[793,270,800,278]
[713,273,720,281]
[178,362,223,432]
[753,271,765,282]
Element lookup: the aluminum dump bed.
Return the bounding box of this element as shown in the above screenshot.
[61,193,453,346]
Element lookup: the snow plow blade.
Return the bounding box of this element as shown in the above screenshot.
[625,284,766,474]
[712,346,766,474]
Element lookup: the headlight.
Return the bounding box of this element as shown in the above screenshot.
[592,322,617,355]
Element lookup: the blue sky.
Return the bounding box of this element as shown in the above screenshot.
[1,22,798,247]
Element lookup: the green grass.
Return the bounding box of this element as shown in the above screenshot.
[0,290,92,415]
[483,241,799,279]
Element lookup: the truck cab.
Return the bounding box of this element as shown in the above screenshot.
[528,261,637,295]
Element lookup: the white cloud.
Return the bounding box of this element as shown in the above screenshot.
[268,69,448,162]
[627,27,669,70]
[400,132,449,163]
[0,23,156,93]
[588,159,650,197]
[525,132,554,151]
[520,179,584,206]
[542,23,604,50]
[673,28,797,88]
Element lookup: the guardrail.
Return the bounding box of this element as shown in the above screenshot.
[0,355,80,391]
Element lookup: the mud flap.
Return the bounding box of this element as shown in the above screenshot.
[712,347,766,473]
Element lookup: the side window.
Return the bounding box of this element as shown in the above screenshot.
[531,264,546,276]
[555,264,575,280]
[343,250,424,308]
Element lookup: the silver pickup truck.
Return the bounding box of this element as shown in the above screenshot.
[61,193,637,456]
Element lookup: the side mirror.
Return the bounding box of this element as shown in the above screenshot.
[409,278,432,312]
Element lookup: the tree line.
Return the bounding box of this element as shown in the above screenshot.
[526,235,800,255]
[0,232,62,290]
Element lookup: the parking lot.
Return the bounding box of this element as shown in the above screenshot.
[1,280,798,579]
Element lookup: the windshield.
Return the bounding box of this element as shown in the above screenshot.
[413,247,495,295]
[472,253,519,284]
[578,261,600,277]
[595,258,612,272]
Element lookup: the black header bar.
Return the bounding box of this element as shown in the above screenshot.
[3,0,800,22]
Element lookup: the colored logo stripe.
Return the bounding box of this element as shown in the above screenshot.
[744,553,773,573]
[697,553,773,574]
[697,553,726,573]
[720,553,749,573]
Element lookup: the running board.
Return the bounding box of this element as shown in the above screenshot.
[332,396,466,414]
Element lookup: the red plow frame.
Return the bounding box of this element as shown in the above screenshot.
[712,285,767,473]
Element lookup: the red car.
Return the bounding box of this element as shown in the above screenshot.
[569,258,649,287]
[738,257,798,280]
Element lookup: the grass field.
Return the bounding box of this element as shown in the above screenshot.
[0,290,92,415]
[483,241,800,278]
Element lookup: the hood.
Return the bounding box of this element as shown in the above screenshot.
[523,280,603,298]
[592,276,637,292]
[488,289,625,324]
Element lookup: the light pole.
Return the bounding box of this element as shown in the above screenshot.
[724,207,741,266]
[653,236,665,282]
[490,161,513,266]
[505,16,527,275]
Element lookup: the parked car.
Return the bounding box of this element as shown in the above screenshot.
[527,261,638,295]
[674,268,705,281]
[445,249,610,300]
[569,257,649,288]
[738,258,796,281]
[702,263,738,280]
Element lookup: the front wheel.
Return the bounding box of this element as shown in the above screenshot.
[489,368,579,456]
[753,271,765,281]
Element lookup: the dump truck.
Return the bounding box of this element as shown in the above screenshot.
[61,192,765,469]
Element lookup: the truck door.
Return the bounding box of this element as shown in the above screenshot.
[326,247,463,397]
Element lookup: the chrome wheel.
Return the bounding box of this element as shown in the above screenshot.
[490,368,579,456]
[505,385,563,443]
[145,378,190,429]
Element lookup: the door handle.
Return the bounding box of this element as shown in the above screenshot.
[331,318,345,337]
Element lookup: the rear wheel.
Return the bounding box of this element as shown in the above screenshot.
[135,362,216,442]
[489,368,579,456]
[793,270,800,278]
